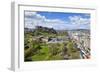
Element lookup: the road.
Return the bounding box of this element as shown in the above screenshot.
[76,42,90,59]
[68,31,90,59]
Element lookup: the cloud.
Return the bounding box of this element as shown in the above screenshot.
[68,15,90,25]
[25,11,90,30]
[25,11,68,30]
[25,11,36,16]
[68,15,90,29]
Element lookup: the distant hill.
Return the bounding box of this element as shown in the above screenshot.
[24,28,34,32]
[25,26,70,36]
[32,26,57,36]
[69,29,90,33]
[74,29,89,31]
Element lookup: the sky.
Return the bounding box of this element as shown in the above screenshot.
[24,11,90,30]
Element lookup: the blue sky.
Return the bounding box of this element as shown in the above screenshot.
[37,12,90,21]
[25,11,90,30]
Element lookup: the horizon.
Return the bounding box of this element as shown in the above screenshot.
[25,25,90,31]
[24,11,90,30]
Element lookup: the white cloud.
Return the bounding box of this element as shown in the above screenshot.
[25,12,90,30]
[68,15,90,25]
[25,11,37,17]
[25,11,68,30]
